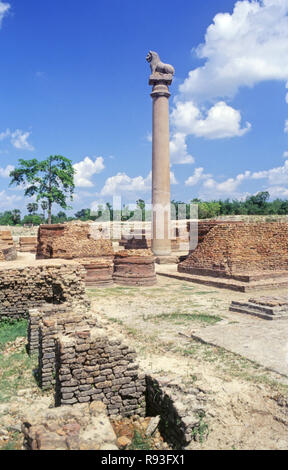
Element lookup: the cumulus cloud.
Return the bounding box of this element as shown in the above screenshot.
[171,101,251,140]
[0,1,10,28]
[252,159,288,185]
[0,128,34,150]
[203,171,252,194]
[73,156,105,187]
[266,185,288,198]
[191,157,288,199]
[179,0,288,102]
[185,167,212,186]
[170,133,195,164]
[285,120,288,133]
[101,170,177,196]
[0,164,13,178]
[0,190,22,209]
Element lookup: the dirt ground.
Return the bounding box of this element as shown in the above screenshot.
[88,276,288,450]
[1,252,288,450]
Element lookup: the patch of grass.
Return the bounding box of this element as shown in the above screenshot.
[0,319,27,351]
[87,286,137,297]
[151,312,222,325]
[129,430,152,450]
[193,291,219,295]
[0,348,38,403]
[107,317,124,326]
[0,432,22,450]
[191,412,209,443]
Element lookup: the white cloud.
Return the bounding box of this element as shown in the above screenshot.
[0,164,13,178]
[171,100,251,139]
[179,0,288,102]
[0,1,10,28]
[73,156,105,187]
[0,128,34,150]
[170,133,195,164]
[252,159,288,184]
[100,170,177,196]
[101,172,152,196]
[284,119,288,133]
[185,167,212,186]
[146,132,152,143]
[203,170,251,194]
[0,190,22,209]
[10,130,34,150]
[266,185,288,198]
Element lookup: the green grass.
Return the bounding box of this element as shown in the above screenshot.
[0,319,39,403]
[0,348,38,403]
[0,432,21,450]
[0,319,27,351]
[151,312,222,325]
[87,286,137,297]
[129,431,152,450]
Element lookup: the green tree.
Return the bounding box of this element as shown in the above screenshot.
[41,200,48,222]
[10,155,75,224]
[27,202,38,215]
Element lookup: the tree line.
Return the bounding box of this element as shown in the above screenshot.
[1,192,288,226]
[1,156,288,226]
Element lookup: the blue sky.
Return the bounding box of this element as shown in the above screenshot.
[1,0,288,215]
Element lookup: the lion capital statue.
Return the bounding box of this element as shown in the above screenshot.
[146,51,175,77]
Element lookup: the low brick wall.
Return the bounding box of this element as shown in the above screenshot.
[146,376,209,449]
[37,310,98,390]
[57,328,146,417]
[0,260,90,320]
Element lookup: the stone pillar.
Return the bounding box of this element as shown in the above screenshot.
[146,51,175,258]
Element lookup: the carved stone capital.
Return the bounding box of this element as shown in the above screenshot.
[149,72,173,87]
[150,82,171,99]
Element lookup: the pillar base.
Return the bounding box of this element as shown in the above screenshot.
[155,255,179,265]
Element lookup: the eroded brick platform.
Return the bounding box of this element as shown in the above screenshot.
[177,222,288,291]
[157,265,288,292]
[22,401,117,450]
[230,296,288,320]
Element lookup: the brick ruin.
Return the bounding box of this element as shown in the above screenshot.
[0,259,89,321]
[230,295,288,320]
[28,304,146,417]
[36,222,114,287]
[113,250,157,286]
[0,230,17,262]
[36,222,158,287]
[178,222,288,291]
[36,222,114,260]
[25,303,208,449]
[22,402,117,450]
[19,236,37,253]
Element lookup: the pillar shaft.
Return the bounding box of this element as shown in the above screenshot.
[151,83,171,256]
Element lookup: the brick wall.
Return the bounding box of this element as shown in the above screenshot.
[0,260,90,320]
[36,222,114,260]
[179,222,288,277]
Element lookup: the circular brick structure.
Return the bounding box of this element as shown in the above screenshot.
[81,257,114,287]
[113,250,157,286]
